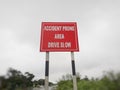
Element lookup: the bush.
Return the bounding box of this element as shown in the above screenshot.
[56,71,120,90]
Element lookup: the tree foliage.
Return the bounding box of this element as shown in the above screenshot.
[0,68,34,90]
[0,68,54,90]
[56,71,120,90]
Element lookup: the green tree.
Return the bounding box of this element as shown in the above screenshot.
[25,72,34,87]
[1,68,35,90]
[0,76,8,89]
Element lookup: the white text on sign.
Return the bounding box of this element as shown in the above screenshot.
[54,34,64,39]
[48,42,71,48]
[44,26,75,31]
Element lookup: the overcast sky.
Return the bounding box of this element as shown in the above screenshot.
[0,0,120,82]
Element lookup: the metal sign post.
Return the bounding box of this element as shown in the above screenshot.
[45,52,49,90]
[71,52,77,90]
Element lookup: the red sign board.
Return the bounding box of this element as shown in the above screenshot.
[40,22,79,52]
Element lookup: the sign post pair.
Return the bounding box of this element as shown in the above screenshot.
[40,22,79,90]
